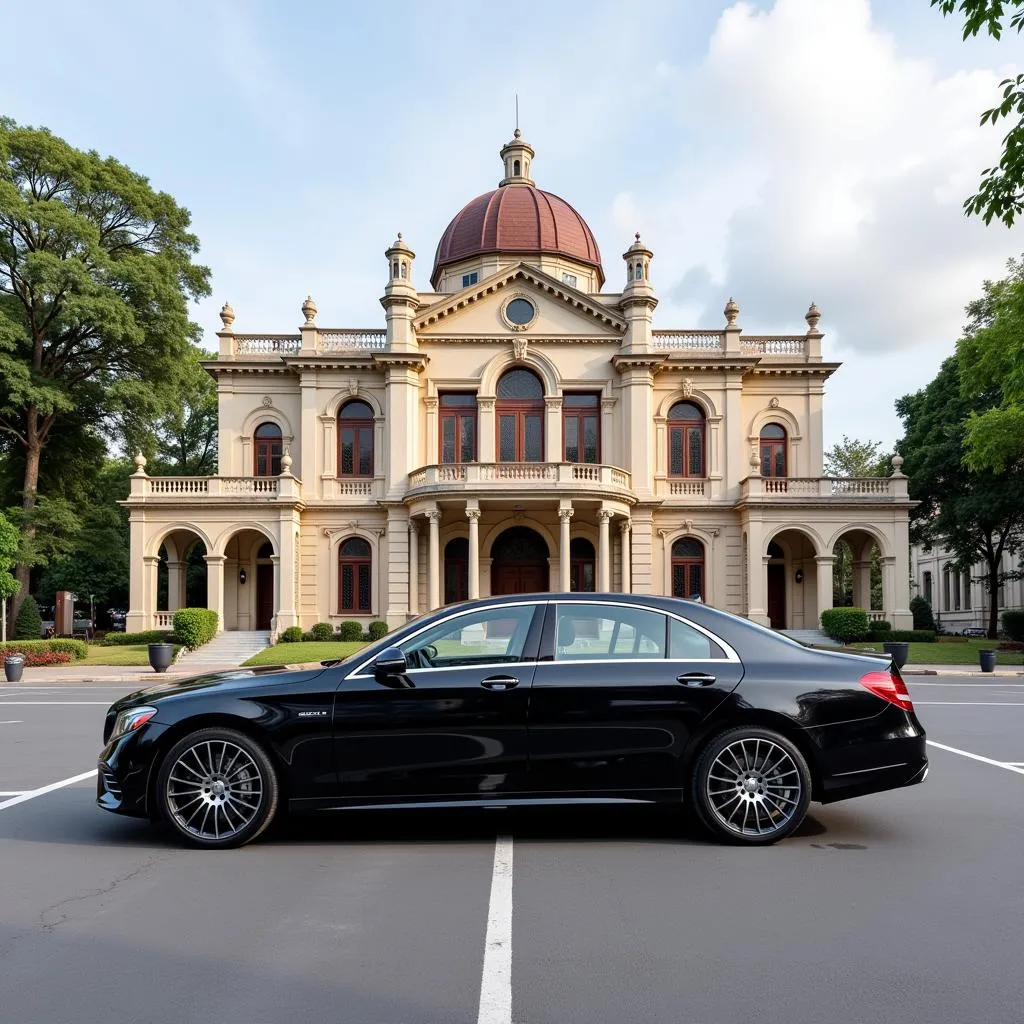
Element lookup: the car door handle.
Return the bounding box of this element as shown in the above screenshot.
[677,673,717,687]
[481,676,520,691]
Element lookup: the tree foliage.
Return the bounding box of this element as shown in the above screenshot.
[931,1,1024,226]
[824,436,891,478]
[0,118,210,617]
[0,511,18,603]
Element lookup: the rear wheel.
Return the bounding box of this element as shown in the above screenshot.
[691,727,811,845]
[156,728,279,849]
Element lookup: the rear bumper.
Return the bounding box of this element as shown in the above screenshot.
[818,749,928,803]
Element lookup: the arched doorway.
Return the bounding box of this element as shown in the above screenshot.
[223,529,277,631]
[491,526,549,595]
[766,541,785,628]
[496,368,545,463]
[831,528,885,617]
[767,529,819,630]
[569,537,596,592]
[156,530,209,620]
[671,537,705,601]
[444,537,469,604]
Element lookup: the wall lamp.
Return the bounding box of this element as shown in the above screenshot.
[794,569,805,584]
[239,568,248,585]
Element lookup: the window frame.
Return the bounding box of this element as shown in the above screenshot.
[462,271,479,287]
[671,537,706,602]
[337,400,375,479]
[338,537,372,614]
[438,393,478,465]
[562,393,601,465]
[253,422,283,477]
[667,402,706,478]
[759,423,788,478]
[496,369,545,463]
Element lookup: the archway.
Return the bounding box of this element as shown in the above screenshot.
[223,529,277,631]
[156,529,208,620]
[831,528,885,618]
[766,529,820,630]
[491,526,549,595]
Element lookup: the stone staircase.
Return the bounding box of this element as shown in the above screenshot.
[781,628,832,647]
[175,630,271,669]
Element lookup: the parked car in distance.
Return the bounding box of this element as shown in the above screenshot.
[961,627,987,638]
[97,593,927,849]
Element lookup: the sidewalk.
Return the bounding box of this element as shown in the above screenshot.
[902,665,1024,677]
[9,664,247,686]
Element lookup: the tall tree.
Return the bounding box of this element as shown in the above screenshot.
[0,511,19,640]
[896,356,1024,637]
[931,1,1024,226]
[957,254,1024,472]
[0,119,210,619]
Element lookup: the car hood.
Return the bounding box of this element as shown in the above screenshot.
[113,666,328,710]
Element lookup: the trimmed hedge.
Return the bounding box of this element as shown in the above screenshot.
[172,608,219,650]
[14,596,42,640]
[368,621,389,641]
[101,630,178,647]
[820,607,870,644]
[280,626,304,643]
[310,622,335,642]
[1001,609,1024,642]
[910,595,937,632]
[873,629,937,643]
[1,638,89,663]
[867,619,892,634]
[337,620,363,642]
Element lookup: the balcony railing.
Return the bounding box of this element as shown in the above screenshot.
[407,462,632,495]
[740,336,808,357]
[226,329,386,358]
[128,475,301,501]
[741,476,908,500]
[651,330,725,352]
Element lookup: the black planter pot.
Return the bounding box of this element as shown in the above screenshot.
[979,649,997,674]
[883,641,910,670]
[4,655,25,683]
[148,643,175,674]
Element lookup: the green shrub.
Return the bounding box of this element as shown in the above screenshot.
[172,608,219,650]
[301,631,315,642]
[877,629,937,643]
[1,638,89,660]
[337,620,363,642]
[1001,609,1024,642]
[310,622,335,642]
[820,607,870,644]
[280,626,304,643]
[910,595,937,632]
[867,620,892,634]
[368,621,389,641]
[14,596,42,640]
[101,630,178,646]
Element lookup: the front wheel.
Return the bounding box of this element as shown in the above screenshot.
[690,727,811,845]
[156,728,280,849]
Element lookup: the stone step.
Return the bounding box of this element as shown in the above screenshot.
[176,631,271,669]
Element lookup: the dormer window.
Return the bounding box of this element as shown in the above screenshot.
[562,273,577,288]
[462,272,479,287]
[513,159,521,176]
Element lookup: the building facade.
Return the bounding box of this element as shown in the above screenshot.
[125,132,915,636]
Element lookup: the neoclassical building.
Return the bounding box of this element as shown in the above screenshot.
[125,131,915,636]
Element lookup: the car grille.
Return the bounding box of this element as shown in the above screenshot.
[101,767,122,799]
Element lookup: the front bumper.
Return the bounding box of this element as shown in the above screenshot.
[97,722,170,818]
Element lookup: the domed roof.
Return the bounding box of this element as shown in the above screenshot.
[430,133,604,289]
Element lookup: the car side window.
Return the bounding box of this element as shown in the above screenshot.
[668,617,726,660]
[555,604,667,660]
[401,604,537,669]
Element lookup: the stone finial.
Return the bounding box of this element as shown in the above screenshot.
[280,448,293,475]
[724,297,740,328]
[219,302,235,331]
[301,295,317,326]
[133,451,147,475]
[805,301,821,333]
[891,454,905,477]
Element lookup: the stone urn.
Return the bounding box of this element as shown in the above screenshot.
[148,643,175,674]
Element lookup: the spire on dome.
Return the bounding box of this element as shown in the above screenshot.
[499,128,536,186]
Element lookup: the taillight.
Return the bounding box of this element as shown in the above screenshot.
[859,670,913,711]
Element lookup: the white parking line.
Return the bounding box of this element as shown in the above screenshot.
[0,720,24,724]
[0,770,98,812]
[0,792,26,796]
[926,741,1024,777]
[477,835,514,1024]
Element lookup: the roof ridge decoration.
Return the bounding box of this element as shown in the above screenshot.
[413,263,627,332]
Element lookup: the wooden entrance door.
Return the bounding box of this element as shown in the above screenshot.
[256,563,274,630]
[767,563,786,629]
[492,564,547,595]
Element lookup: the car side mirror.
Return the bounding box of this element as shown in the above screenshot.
[373,647,408,677]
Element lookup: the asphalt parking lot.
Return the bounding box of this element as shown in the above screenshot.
[1,677,1023,1024]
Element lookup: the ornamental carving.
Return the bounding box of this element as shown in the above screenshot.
[347,378,360,396]
[512,336,528,362]
[769,396,780,409]
[681,378,694,398]
[261,395,273,408]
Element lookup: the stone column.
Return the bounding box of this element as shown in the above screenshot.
[745,520,770,626]
[558,506,574,591]
[143,555,160,630]
[467,507,481,600]
[881,555,897,624]
[620,520,632,593]
[426,510,441,610]
[204,554,226,633]
[408,519,419,615]
[478,398,496,462]
[815,555,835,630]
[598,509,613,592]
[545,397,563,463]
[166,560,184,611]
[270,555,281,630]
[852,559,872,612]
[276,517,299,630]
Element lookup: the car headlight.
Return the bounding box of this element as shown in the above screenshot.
[112,706,158,740]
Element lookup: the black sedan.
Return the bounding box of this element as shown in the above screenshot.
[97,594,927,849]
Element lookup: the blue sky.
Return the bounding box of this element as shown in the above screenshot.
[4,0,1020,449]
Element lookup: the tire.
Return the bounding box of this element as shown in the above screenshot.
[156,727,280,849]
[690,726,811,845]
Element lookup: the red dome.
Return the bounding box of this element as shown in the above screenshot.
[431,183,604,289]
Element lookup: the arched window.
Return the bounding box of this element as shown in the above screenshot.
[254,422,283,477]
[400,261,407,279]
[671,537,705,601]
[513,159,521,176]
[636,263,644,281]
[760,423,787,478]
[339,537,372,613]
[668,402,705,477]
[338,400,374,478]
[496,368,544,463]
[569,537,596,593]
[444,537,469,604]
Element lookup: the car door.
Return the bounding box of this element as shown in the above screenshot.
[526,600,744,797]
[332,600,544,802]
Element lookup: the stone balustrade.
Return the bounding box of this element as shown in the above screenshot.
[407,462,632,496]
[741,476,908,500]
[128,475,301,502]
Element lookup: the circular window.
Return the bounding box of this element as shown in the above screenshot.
[505,297,535,326]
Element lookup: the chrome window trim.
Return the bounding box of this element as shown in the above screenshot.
[550,599,742,664]
[348,600,546,678]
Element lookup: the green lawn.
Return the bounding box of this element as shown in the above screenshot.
[83,643,182,666]
[242,641,367,668]
[849,638,1024,666]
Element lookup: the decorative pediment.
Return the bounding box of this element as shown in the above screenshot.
[413,263,627,335]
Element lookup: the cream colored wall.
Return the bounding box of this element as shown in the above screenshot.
[434,254,600,294]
